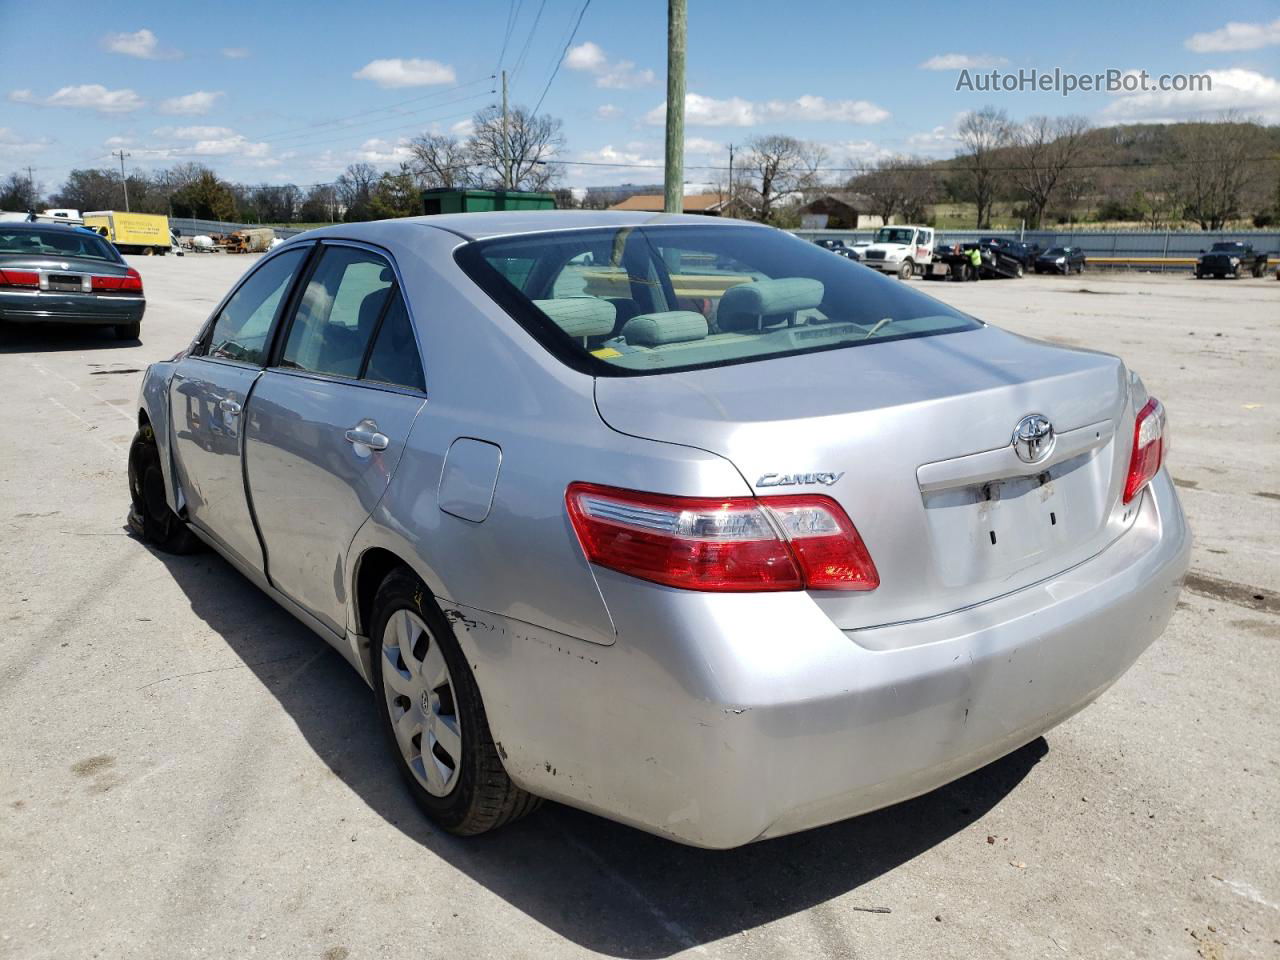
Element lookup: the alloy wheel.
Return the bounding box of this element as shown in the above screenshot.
[380,609,462,797]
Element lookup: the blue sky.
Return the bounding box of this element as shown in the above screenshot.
[1,0,1277,192]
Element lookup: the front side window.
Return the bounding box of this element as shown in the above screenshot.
[207,247,307,364]
[280,246,393,378]
[456,225,979,376]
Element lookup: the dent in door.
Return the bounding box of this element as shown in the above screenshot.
[438,438,502,523]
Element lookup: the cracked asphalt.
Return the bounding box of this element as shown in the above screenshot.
[1,254,1276,959]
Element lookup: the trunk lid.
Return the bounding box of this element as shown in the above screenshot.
[594,324,1139,629]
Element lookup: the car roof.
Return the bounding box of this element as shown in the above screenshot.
[299,210,763,245]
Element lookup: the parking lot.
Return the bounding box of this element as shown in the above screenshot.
[1,254,1276,959]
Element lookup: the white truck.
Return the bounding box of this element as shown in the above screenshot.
[858,225,935,280]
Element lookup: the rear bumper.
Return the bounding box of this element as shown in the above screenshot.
[0,290,145,325]
[450,470,1189,848]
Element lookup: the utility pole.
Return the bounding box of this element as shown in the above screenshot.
[663,0,686,214]
[726,144,734,218]
[501,70,510,191]
[113,149,131,211]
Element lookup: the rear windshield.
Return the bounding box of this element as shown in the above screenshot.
[0,228,117,261]
[455,225,980,376]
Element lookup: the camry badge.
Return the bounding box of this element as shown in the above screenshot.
[1012,414,1055,464]
[756,472,844,488]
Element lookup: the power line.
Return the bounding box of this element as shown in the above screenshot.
[496,0,520,71]
[509,0,548,87]
[537,153,1279,174]
[531,0,590,118]
[244,95,493,152]
[249,75,495,143]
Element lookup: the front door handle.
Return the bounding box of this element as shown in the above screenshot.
[218,398,242,416]
[345,421,389,451]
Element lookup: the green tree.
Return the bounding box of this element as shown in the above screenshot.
[370,167,420,219]
[170,170,237,220]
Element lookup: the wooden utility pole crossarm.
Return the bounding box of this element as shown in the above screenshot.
[663,0,686,214]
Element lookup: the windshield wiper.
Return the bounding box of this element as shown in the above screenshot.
[863,317,894,340]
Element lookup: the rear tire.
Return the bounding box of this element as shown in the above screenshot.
[370,568,542,836]
[128,424,200,554]
[114,321,140,341]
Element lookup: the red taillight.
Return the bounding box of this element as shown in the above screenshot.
[1123,397,1166,504]
[91,268,142,292]
[0,269,39,287]
[565,483,879,593]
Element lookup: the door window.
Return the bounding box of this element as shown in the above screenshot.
[206,247,307,364]
[279,247,394,378]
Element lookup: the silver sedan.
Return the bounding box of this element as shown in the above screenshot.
[128,212,1189,848]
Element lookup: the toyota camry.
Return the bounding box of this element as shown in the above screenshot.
[127,212,1189,848]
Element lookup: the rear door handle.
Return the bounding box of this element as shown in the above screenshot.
[345,421,389,451]
[218,398,242,415]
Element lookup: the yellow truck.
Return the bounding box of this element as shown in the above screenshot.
[83,211,172,256]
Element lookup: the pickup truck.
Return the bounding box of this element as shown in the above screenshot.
[1195,242,1269,279]
[858,225,935,280]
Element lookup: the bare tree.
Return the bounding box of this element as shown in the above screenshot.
[468,106,563,191]
[849,155,936,225]
[1008,115,1093,228]
[1170,113,1270,230]
[410,133,476,189]
[742,135,826,224]
[0,171,42,211]
[955,106,1012,228]
[335,162,379,221]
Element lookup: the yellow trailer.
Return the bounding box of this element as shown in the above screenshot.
[83,211,172,256]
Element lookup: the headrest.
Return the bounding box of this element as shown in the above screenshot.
[622,311,709,347]
[533,297,617,339]
[718,278,824,331]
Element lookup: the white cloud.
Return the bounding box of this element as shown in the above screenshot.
[9,85,144,113]
[595,103,623,120]
[354,136,414,165]
[101,28,180,60]
[919,53,1008,70]
[905,125,960,155]
[1185,17,1280,52]
[155,125,236,139]
[450,118,475,137]
[645,92,889,127]
[575,143,659,166]
[0,127,50,155]
[684,137,722,154]
[157,91,223,116]
[221,47,251,59]
[353,58,456,88]
[565,41,655,90]
[1101,68,1280,123]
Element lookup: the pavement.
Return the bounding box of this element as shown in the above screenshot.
[1,253,1277,960]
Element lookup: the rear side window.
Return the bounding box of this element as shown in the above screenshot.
[363,293,425,392]
[207,247,307,364]
[280,247,393,378]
